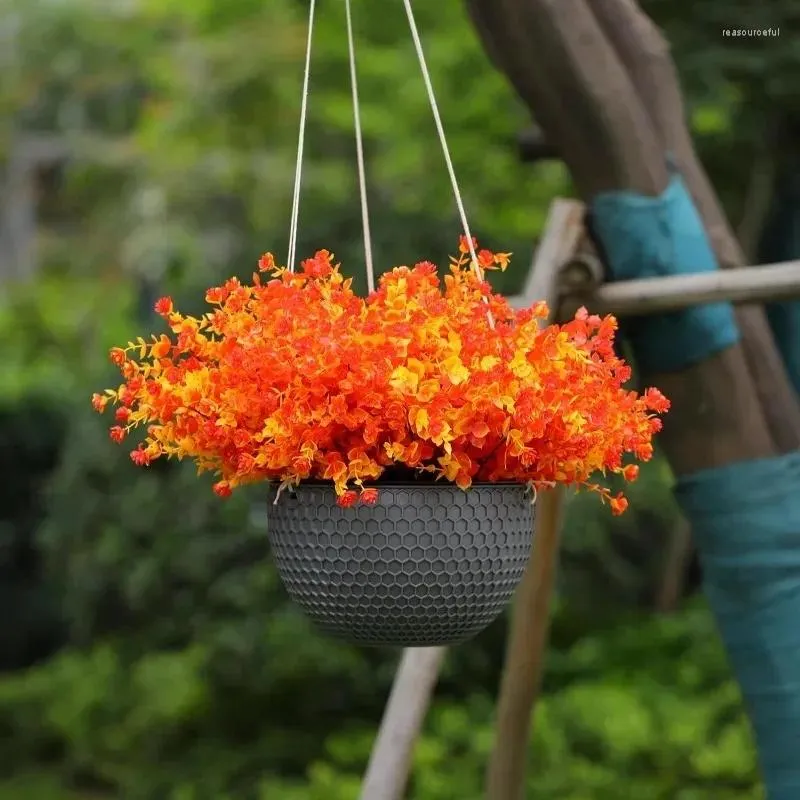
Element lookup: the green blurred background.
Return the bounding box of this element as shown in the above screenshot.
[1,0,796,797]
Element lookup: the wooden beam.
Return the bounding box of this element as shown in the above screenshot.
[355,200,583,800]
[565,261,800,318]
[509,199,585,310]
[485,199,581,800]
[485,487,565,800]
[357,199,583,800]
[358,647,446,800]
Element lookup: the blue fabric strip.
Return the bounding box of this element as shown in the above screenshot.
[675,453,800,800]
[590,174,740,373]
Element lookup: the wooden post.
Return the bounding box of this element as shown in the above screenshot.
[485,487,564,800]
[654,518,693,614]
[0,143,38,284]
[485,199,582,800]
[359,647,447,800]
[358,199,582,800]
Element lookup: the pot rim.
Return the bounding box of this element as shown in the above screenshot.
[271,479,529,489]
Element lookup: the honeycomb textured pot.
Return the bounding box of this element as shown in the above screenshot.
[266,482,534,647]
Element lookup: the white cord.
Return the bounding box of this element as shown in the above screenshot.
[345,0,376,294]
[400,0,494,327]
[402,0,474,264]
[287,0,317,273]
[288,0,492,326]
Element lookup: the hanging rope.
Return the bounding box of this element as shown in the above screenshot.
[345,0,376,293]
[287,0,316,273]
[401,0,477,271]
[288,0,492,325]
[400,0,494,327]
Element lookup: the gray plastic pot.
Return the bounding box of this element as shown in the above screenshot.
[266,481,534,647]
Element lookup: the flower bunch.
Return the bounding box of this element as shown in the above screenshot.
[93,239,669,514]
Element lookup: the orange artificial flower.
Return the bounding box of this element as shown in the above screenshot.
[93,243,669,513]
[154,296,173,316]
[360,488,379,506]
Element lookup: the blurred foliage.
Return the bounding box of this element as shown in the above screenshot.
[0,0,792,794]
[0,0,568,295]
[0,602,761,798]
[309,603,762,800]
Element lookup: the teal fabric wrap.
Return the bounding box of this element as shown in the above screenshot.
[675,453,800,800]
[758,172,800,395]
[590,174,740,373]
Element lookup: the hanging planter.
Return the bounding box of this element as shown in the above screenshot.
[266,480,533,646]
[91,243,669,646]
[90,0,669,647]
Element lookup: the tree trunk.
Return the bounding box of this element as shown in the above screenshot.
[466,0,798,465]
[588,0,800,452]
[466,1,800,797]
